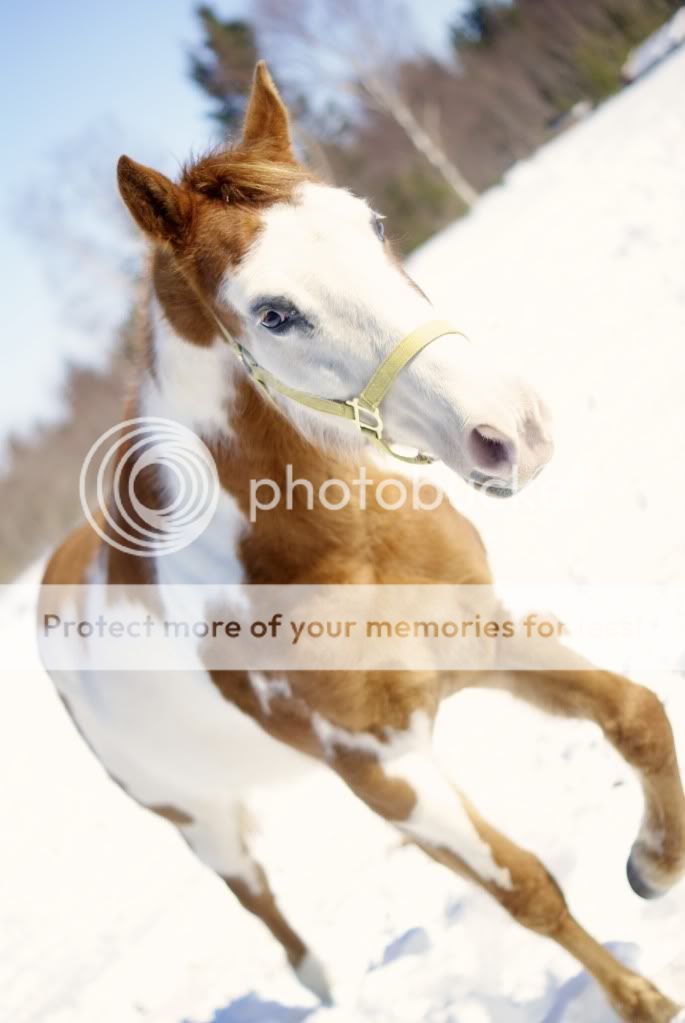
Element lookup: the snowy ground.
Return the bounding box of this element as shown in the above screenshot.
[2,47,685,1023]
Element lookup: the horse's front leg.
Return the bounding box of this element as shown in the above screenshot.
[333,747,682,1023]
[474,634,685,901]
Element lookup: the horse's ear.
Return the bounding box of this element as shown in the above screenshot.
[242,61,293,158]
[117,156,191,246]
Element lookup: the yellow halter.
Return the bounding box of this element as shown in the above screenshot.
[210,313,467,465]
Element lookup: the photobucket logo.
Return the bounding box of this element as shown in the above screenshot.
[249,465,445,522]
[79,417,220,557]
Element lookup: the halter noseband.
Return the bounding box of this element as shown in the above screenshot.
[209,313,467,465]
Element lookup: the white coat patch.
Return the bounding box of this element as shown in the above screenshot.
[311,710,512,890]
[141,294,238,441]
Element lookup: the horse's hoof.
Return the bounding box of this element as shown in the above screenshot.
[294,951,334,1005]
[627,848,665,900]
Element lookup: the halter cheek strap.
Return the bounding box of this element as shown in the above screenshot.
[209,312,467,465]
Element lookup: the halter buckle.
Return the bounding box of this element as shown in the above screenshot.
[346,398,383,440]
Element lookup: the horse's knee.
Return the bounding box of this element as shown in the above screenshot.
[496,853,569,935]
[605,684,675,775]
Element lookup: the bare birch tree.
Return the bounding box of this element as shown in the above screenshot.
[254,0,479,207]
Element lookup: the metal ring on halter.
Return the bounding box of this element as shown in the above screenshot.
[345,397,384,441]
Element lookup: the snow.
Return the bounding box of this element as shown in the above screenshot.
[622,8,685,81]
[2,46,685,1023]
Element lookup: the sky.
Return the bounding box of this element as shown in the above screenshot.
[1,1,218,451]
[0,0,463,455]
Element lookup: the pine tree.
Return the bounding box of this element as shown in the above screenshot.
[189,6,259,134]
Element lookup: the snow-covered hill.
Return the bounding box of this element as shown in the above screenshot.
[2,47,685,1023]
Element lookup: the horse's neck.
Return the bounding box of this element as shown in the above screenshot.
[139,253,238,442]
[140,297,233,436]
[135,267,359,585]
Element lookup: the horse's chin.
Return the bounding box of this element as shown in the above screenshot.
[465,470,518,499]
[469,479,517,499]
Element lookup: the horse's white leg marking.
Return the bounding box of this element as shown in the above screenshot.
[386,752,515,887]
[180,805,262,894]
[312,710,512,889]
[294,952,334,1005]
[180,804,333,1002]
[384,752,513,890]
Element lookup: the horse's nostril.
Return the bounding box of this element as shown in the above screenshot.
[468,426,513,472]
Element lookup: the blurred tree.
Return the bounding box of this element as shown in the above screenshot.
[15,121,142,346]
[190,5,335,175]
[189,8,258,134]
[450,1,515,48]
[254,0,479,207]
[449,0,682,106]
[5,121,143,580]
[187,0,682,253]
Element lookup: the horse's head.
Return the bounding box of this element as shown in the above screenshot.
[118,63,552,495]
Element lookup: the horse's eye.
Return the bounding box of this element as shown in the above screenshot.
[373,215,385,242]
[260,308,289,330]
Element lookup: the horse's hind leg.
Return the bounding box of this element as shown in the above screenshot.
[176,805,332,1002]
[475,636,685,899]
[336,754,682,1023]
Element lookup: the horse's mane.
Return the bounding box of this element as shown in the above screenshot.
[181,140,311,206]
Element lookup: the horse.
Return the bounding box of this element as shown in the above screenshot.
[41,63,685,1021]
